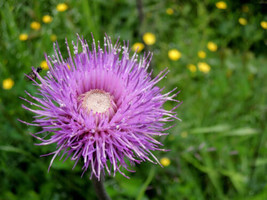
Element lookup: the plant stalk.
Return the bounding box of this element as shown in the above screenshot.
[92,175,111,200]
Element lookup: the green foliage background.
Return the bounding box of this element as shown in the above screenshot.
[0,0,266,199]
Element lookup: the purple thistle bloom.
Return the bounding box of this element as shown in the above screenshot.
[20,34,180,180]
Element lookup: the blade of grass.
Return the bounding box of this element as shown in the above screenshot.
[136,167,156,200]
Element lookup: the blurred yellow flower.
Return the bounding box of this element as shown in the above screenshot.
[30,21,41,30]
[198,62,210,73]
[168,49,181,61]
[238,18,247,26]
[166,8,174,15]
[187,64,197,73]
[207,42,218,52]
[143,32,156,45]
[198,51,206,59]
[181,131,188,138]
[57,3,68,12]
[226,69,232,78]
[19,34,28,41]
[2,78,14,90]
[42,15,53,23]
[40,61,49,70]
[67,64,71,70]
[216,1,227,9]
[132,42,145,53]
[260,21,267,29]
[160,157,171,167]
[242,5,249,13]
[50,34,57,42]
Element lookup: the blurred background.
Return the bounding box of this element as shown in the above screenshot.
[0,0,267,199]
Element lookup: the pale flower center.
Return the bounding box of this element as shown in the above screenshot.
[79,89,116,115]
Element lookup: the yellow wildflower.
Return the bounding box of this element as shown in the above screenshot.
[160,157,171,167]
[181,131,188,138]
[40,61,49,70]
[198,51,206,59]
[30,21,41,30]
[168,135,175,141]
[42,15,53,23]
[198,62,210,73]
[56,3,68,12]
[168,49,181,61]
[226,69,232,78]
[132,42,145,53]
[3,78,14,90]
[216,1,227,9]
[50,34,57,42]
[19,34,28,41]
[166,8,174,15]
[239,18,247,26]
[143,32,156,45]
[260,21,267,29]
[207,42,218,52]
[187,64,197,73]
[242,5,249,13]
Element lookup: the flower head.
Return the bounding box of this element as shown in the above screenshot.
[242,5,249,13]
[30,21,41,30]
[187,64,197,73]
[50,34,57,42]
[143,32,156,45]
[198,62,210,73]
[132,42,145,53]
[160,157,171,167]
[166,8,174,15]
[56,3,68,12]
[3,78,14,90]
[216,1,227,10]
[198,51,206,59]
[19,34,28,41]
[43,15,53,23]
[20,35,180,180]
[260,21,267,29]
[40,60,49,70]
[168,49,181,61]
[207,42,218,52]
[238,18,247,26]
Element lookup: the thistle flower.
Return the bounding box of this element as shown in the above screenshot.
[20,34,180,180]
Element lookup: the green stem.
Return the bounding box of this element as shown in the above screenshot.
[92,175,111,200]
[136,167,156,200]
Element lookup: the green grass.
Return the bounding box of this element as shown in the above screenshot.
[0,0,266,199]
